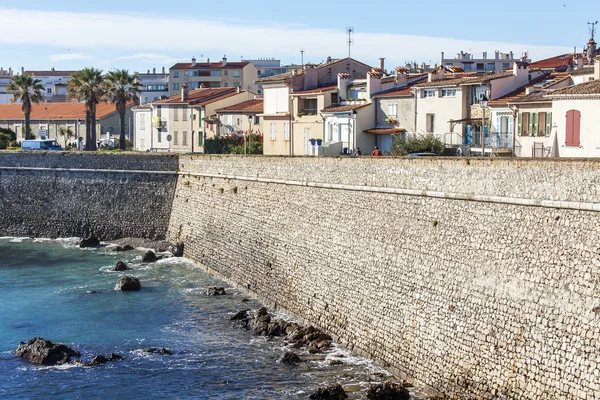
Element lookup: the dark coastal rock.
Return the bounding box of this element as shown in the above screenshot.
[167,243,184,257]
[230,309,250,321]
[113,261,129,271]
[79,235,100,248]
[141,250,158,262]
[114,276,141,291]
[146,347,173,355]
[88,353,123,366]
[328,359,344,366]
[309,384,348,399]
[281,351,301,364]
[15,337,80,365]
[206,287,226,296]
[114,245,134,252]
[366,382,410,400]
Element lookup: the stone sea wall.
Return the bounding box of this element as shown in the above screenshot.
[169,155,600,400]
[0,152,178,240]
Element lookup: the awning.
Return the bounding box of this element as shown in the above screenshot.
[363,127,406,135]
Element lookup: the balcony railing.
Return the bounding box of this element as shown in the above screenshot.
[468,132,512,148]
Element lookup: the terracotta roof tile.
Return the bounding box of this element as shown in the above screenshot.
[321,103,371,113]
[509,90,554,104]
[547,80,600,96]
[529,54,573,70]
[569,67,595,76]
[256,70,303,83]
[170,61,249,70]
[291,84,337,95]
[0,102,120,120]
[374,76,428,98]
[364,127,406,134]
[152,88,237,105]
[488,73,560,106]
[216,99,263,113]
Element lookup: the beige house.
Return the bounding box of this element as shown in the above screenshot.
[258,57,373,155]
[0,102,131,146]
[134,87,254,152]
[169,57,258,96]
[215,99,263,136]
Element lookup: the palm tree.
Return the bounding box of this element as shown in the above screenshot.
[67,68,105,151]
[105,70,141,150]
[7,74,45,140]
[58,126,75,148]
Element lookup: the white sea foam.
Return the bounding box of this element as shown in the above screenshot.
[8,237,31,243]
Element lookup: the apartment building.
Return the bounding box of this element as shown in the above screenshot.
[138,67,169,105]
[168,56,258,96]
[442,51,528,73]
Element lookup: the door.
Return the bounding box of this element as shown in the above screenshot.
[340,124,349,150]
[304,128,311,155]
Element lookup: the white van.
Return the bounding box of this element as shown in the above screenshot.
[21,139,64,151]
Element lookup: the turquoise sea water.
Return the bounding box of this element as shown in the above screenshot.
[0,238,389,400]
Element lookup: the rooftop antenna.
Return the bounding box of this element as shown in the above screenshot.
[300,48,305,69]
[346,26,354,59]
[588,20,598,39]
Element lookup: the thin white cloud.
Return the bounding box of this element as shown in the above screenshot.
[2,8,572,67]
[49,53,92,62]
[113,53,178,65]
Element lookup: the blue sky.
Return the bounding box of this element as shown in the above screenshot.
[2,1,599,73]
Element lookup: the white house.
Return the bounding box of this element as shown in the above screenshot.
[138,68,169,105]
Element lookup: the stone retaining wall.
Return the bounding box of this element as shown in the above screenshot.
[169,155,600,400]
[0,152,178,240]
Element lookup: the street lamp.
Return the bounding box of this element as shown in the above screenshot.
[480,94,488,157]
[246,114,253,155]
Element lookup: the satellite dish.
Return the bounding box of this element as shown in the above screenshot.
[166,134,173,142]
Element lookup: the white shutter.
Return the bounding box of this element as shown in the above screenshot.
[284,122,290,140]
[387,104,394,116]
[270,123,276,140]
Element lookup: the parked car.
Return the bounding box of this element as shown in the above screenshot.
[407,152,437,157]
[21,139,63,151]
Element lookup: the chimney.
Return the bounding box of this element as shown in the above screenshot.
[366,70,382,101]
[162,67,165,74]
[525,87,533,95]
[337,73,351,101]
[427,67,445,82]
[21,67,24,74]
[236,86,241,93]
[379,58,385,72]
[595,56,600,81]
[394,67,408,86]
[483,51,487,59]
[222,55,227,66]
[181,83,188,102]
[510,51,514,60]
[207,58,210,65]
[153,67,156,74]
[147,69,150,74]
[191,57,196,67]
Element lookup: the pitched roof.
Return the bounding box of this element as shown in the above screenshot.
[509,90,554,104]
[216,99,263,113]
[488,72,566,106]
[24,70,77,77]
[256,70,303,83]
[151,88,238,105]
[321,103,371,113]
[569,67,595,76]
[413,72,480,88]
[374,76,428,98]
[291,84,337,95]
[170,61,249,70]
[547,80,600,97]
[459,71,515,84]
[528,54,573,70]
[0,102,121,120]
[364,127,406,134]
[317,57,372,70]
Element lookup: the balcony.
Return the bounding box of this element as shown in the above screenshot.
[297,109,318,117]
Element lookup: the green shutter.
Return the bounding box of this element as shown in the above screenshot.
[528,112,534,136]
[546,112,552,137]
[518,113,522,136]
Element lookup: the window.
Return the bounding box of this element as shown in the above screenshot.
[173,83,180,90]
[183,109,188,121]
[191,70,199,77]
[423,89,436,98]
[210,70,221,77]
[173,131,179,145]
[210,82,220,88]
[470,86,487,105]
[426,113,435,133]
[233,82,240,88]
[502,63,511,69]
[463,64,473,71]
[157,130,162,143]
[476,63,484,70]
[270,123,276,140]
[284,122,290,141]
[46,88,52,94]
[223,82,228,87]
[184,71,190,76]
[139,117,146,130]
[223,70,228,76]
[565,109,581,146]
[182,131,188,146]
[387,103,398,116]
[486,63,495,71]
[233,70,241,77]
[227,115,233,133]
[517,112,552,137]
[300,98,318,115]
[441,89,456,97]
[254,116,260,124]
[173,71,179,78]
[173,108,179,121]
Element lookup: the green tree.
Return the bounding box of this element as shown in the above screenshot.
[390,134,444,156]
[104,70,141,150]
[67,68,105,151]
[58,126,75,148]
[7,74,45,140]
